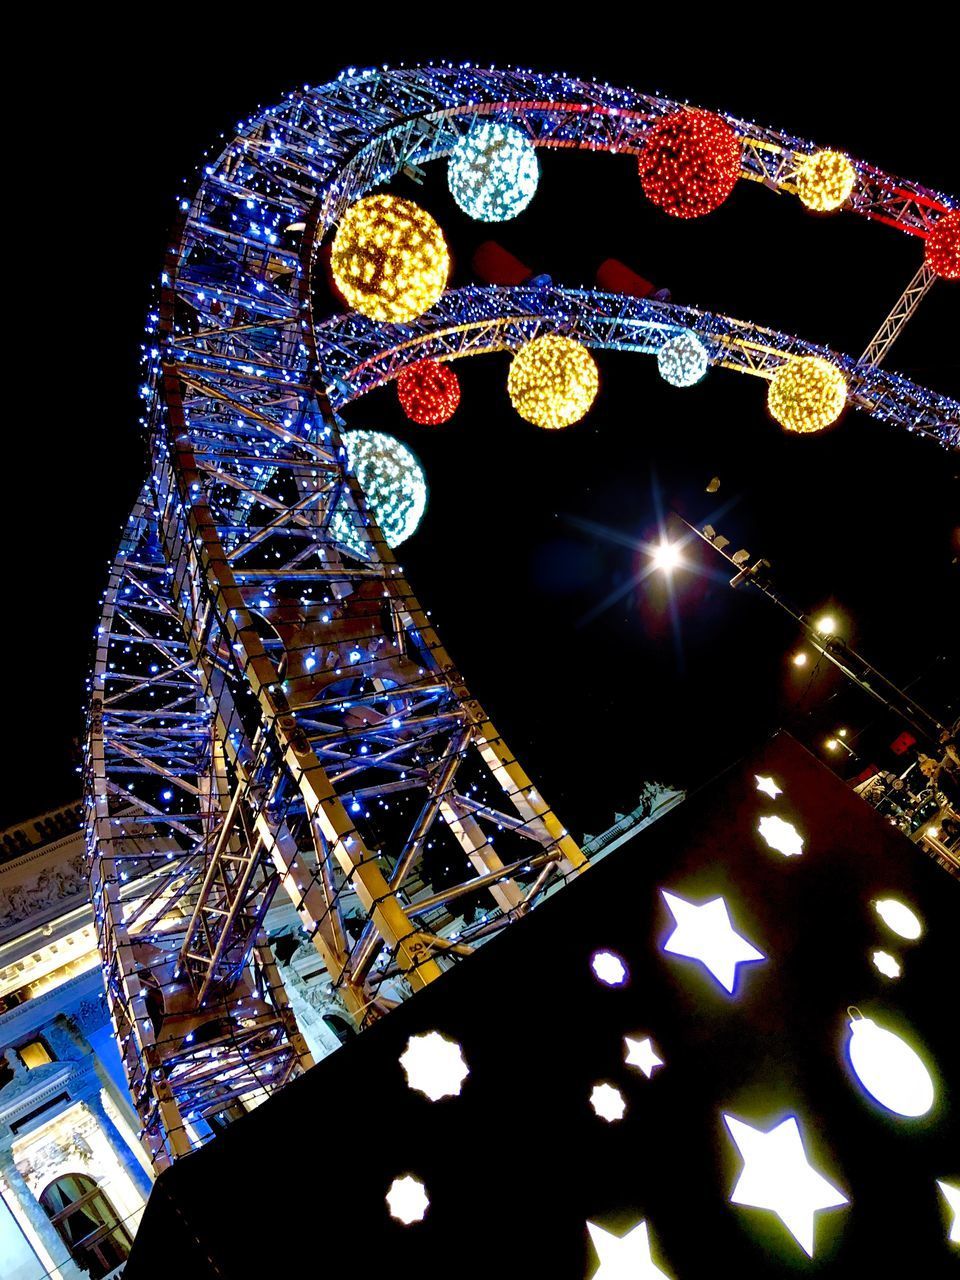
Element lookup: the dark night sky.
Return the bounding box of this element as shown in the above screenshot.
[4,21,957,830]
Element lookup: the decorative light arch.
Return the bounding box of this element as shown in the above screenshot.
[86,64,958,1170]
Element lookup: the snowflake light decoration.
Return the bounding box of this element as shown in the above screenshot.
[399,1030,469,1101]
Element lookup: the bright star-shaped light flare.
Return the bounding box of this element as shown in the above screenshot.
[587,1220,672,1278]
[625,1036,664,1078]
[755,775,782,799]
[661,891,764,993]
[758,814,805,857]
[723,1114,849,1256]
[591,950,628,986]
[871,949,901,979]
[399,1031,468,1100]
[937,1180,960,1244]
[590,1083,627,1122]
[386,1174,429,1224]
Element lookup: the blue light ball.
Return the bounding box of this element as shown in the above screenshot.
[448,122,540,223]
[332,430,427,558]
[657,331,709,387]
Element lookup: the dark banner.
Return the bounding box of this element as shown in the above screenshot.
[127,732,958,1277]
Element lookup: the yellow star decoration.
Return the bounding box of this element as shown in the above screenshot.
[755,774,782,799]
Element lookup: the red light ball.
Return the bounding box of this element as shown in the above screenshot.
[638,109,741,219]
[924,208,960,281]
[397,360,461,425]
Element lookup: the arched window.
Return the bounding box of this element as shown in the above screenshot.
[322,1013,354,1044]
[40,1173,132,1279]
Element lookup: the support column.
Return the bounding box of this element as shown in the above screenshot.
[0,1153,82,1280]
[84,1092,154,1202]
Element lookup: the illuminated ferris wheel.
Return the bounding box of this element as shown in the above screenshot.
[85,64,959,1171]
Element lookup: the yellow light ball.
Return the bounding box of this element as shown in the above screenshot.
[507,334,599,429]
[767,356,848,433]
[794,150,856,212]
[331,194,449,323]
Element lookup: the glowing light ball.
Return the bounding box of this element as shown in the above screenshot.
[332,430,427,556]
[657,330,709,387]
[767,356,848,433]
[924,208,960,280]
[397,360,460,425]
[330,194,449,322]
[638,109,741,219]
[794,150,856,211]
[507,334,599,429]
[448,121,540,222]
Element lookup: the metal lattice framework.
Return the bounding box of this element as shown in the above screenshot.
[85,64,958,1170]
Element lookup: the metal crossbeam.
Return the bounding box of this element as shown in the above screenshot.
[860,264,937,368]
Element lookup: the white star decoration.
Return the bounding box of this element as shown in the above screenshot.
[625,1036,664,1078]
[723,1114,849,1256]
[757,814,805,858]
[661,891,764,993]
[587,1220,672,1278]
[755,774,782,799]
[937,1180,960,1244]
[386,1174,429,1224]
[590,1083,627,1122]
[399,1031,469,1100]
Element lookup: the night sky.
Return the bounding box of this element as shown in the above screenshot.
[5,24,957,831]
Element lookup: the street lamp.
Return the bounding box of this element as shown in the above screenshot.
[650,540,683,573]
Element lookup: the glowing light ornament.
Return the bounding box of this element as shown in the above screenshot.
[331,430,427,557]
[723,1113,849,1257]
[447,120,540,222]
[755,775,782,799]
[757,814,804,858]
[507,334,599,429]
[657,330,709,386]
[845,1010,935,1117]
[399,1030,468,1101]
[925,208,960,280]
[873,897,923,941]
[591,950,628,986]
[794,150,857,211]
[638,109,741,219]
[661,890,764,993]
[590,1082,627,1122]
[331,194,449,322]
[397,360,460,425]
[937,1180,960,1245]
[871,950,901,980]
[385,1174,429,1224]
[768,356,848,433]
[587,1221,673,1279]
[625,1036,664,1078]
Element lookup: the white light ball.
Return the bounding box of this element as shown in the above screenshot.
[332,430,427,557]
[448,121,540,222]
[657,330,709,387]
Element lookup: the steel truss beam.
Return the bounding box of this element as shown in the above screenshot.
[87,64,958,1170]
